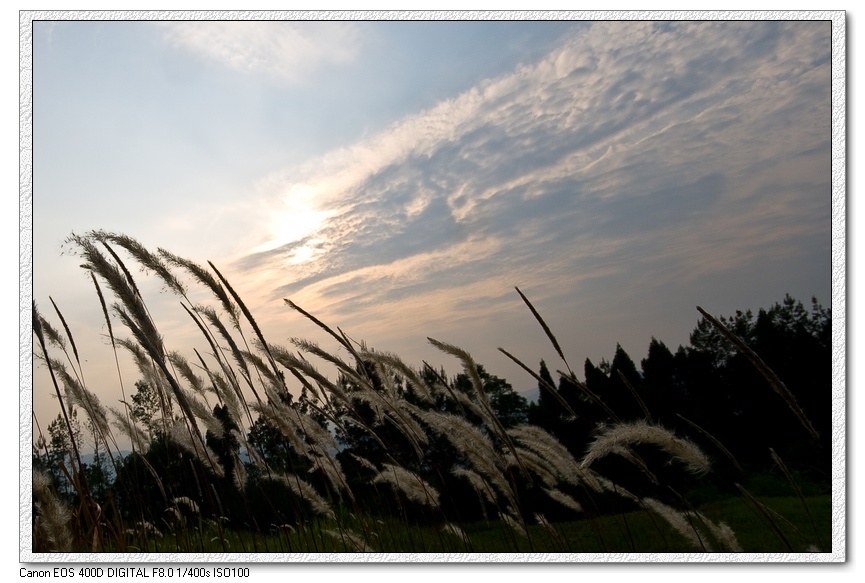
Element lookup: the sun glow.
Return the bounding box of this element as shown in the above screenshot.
[256,185,331,255]
[287,238,326,265]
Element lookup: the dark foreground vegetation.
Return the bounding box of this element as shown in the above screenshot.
[31,231,832,554]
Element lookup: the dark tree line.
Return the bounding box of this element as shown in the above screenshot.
[528,294,831,487]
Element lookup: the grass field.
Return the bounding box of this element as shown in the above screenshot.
[113,494,830,554]
[31,232,834,557]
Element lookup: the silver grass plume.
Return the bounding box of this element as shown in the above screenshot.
[109,407,149,452]
[33,470,73,552]
[249,400,350,498]
[251,399,338,456]
[441,523,470,546]
[130,521,162,539]
[643,498,707,551]
[497,347,578,420]
[291,337,359,383]
[350,453,378,473]
[508,424,602,491]
[450,388,487,420]
[186,313,260,429]
[269,342,410,458]
[249,401,306,455]
[93,231,186,296]
[284,298,356,355]
[272,474,335,520]
[198,306,253,387]
[240,349,287,400]
[168,351,207,400]
[427,338,496,419]
[514,286,574,377]
[452,467,497,509]
[428,337,528,477]
[499,510,527,539]
[677,414,744,474]
[269,343,345,402]
[643,495,742,552]
[695,515,742,552]
[182,306,249,414]
[581,421,710,476]
[116,338,172,414]
[503,448,557,488]
[114,304,211,450]
[373,463,440,508]
[352,390,428,460]
[422,361,471,412]
[179,387,224,439]
[417,409,517,509]
[72,234,164,358]
[36,314,66,351]
[360,349,434,404]
[543,488,583,513]
[171,496,200,515]
[210,260,283,390]
[324,528,374,552]
[642,498,742,552]
[244,438,268,469]
[203,369,243,426]
[369,357,401,401]
[51,358,110,439]
[769,447,824,551]
[165,421,224,478]
[594,474,641,504]
[158,248,240,328]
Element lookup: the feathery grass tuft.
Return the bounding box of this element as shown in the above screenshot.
[582,421,711,476]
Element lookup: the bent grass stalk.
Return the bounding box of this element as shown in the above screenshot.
[581,421,711,476]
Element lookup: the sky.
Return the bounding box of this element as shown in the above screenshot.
[28,18,835,434]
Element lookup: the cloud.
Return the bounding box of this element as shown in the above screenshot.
[229,21,831,358]
[159,21,363,84]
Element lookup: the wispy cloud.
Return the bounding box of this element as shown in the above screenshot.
[159,21,363,84]
[226,20,830,358]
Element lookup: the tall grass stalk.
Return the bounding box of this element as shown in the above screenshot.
[769,448,825,551]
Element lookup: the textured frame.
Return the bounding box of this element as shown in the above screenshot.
[19,9,846,565]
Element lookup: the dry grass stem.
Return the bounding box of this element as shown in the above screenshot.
[696,306,819,440]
